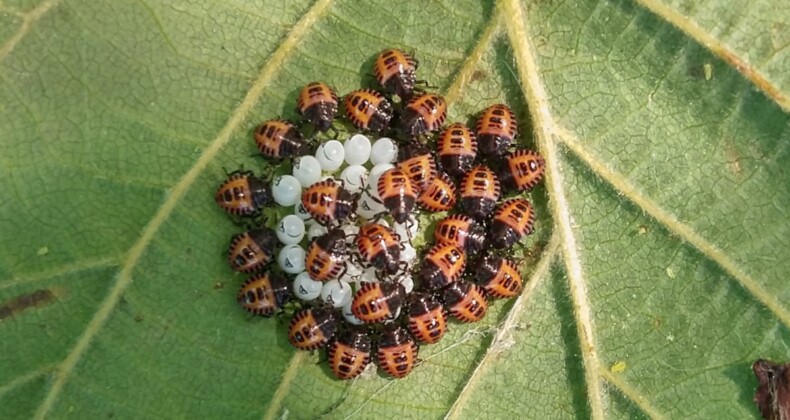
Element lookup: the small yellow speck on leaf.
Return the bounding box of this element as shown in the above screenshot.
[610,361,627,373]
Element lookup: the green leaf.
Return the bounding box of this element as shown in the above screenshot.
[1,0,788,418]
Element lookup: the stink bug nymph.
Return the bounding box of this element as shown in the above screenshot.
[215,170,272,218]
[351,281,406,323]
[254,119,309,159]
[301,179,359,226]
[288,307,338,351]
[327,329,372,380]
[490,198,535,249]
[237,271,292,316]
[344,89,394,133]
[373,48,419,98]
[305,229,348,282]
[476,104,518,157]
[475,255,523,298]
[419,243,466,290]
[400,93,447,138]
[376,326,419,378]
[296,81,339,133]
[407,292,448,344]
[227,228,279,273]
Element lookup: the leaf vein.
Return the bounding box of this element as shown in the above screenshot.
[444,233,561,420]
[31,0,336,417]
[634,0,790,113]
[1,256,119,291]
[555,128,790,329]
[600,368,666,420]
[0,0,60,65]
[0,364,57,399]
[500,0,606,418]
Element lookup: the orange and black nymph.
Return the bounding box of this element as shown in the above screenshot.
[419,242,466,290]
[376,168,418,224]
[459,165,501,220]
[253,119,309,159]
[305,229,348,282]
[437,123,478,178]
[497,148,545,193]
[400,93,447,138]
[376,326,419,378]
[356,222,402,275]
[397,142,437,193]
[215,170,272,218]
[407,293,448,344]
[476,104,518,157]
[417,172,456,212]
[351,281,406,324]
[443,281,488,323]
[227,228,279,273]
[301,179,359,226]
[327,329,372,380]
[236,271,292,316]
[475,255,523,298]
[373,48,419,98]
[489,198,535,249]
[288,307,338,351]
[433,214,486,255]
[297,81,339,133]
[344,89,394,133]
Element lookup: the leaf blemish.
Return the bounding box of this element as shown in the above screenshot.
[0,288,58,320]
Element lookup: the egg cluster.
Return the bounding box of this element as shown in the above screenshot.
[214,48,545,380]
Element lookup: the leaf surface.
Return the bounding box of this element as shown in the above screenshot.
[1,0,788,418]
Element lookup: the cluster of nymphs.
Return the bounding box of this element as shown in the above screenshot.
[214,48,546,380]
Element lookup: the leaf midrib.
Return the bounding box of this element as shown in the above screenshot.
[500,0,607,418]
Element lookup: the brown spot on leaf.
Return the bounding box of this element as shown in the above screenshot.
[723,139,743,178]
[753,359,790,419]
[0,289,57,320]
[470,70,486,82]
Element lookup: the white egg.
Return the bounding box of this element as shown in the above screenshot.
[393,216,418,242]
[397,274,414,294]
[276,215,305,245]
[376,218,390,227]
[356,191,387,219]
[370,137,398,165]
[293,271,322,301]
[291,156,322,187]
[321,280,353,308]
[344,134,372,165]
[400,243,417,263]
[293,202,313,223]
[271,175,302,206]
[342,299,364,325]
[345,262,364,277]
[307,223,328,241]
[315,140,345,172]
[368,163,395,198]
[338,270,358,284]
[339,261,364,284]
[343,225,359,240]
[278,244,306,274]
[361,267,380,283]
[339,165,368,193]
